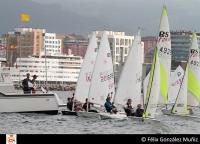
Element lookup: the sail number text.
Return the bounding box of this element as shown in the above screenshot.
[190,60,199,66]
[100,72,114,82]
[158,31,170,42]
[159,47,171,56]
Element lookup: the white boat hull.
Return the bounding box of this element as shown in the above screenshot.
[162,109,200,120]
[99,112,127,120]
[0,93,59,114]
[77,111,100,119]
[128,116,159,123]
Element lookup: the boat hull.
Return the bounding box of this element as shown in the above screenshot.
[0,93,59,114]
[77,111,100,119]
[61,110,77,116]
[99,112,128,120]
[162,109,200,120]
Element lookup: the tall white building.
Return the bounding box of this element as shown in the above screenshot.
[44,33,62,55]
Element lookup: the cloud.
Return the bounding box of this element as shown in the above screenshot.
[1,0,200,36]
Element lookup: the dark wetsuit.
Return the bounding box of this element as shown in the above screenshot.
[135,108,144,117]
[124,105,134,116]
[22,78,32,94]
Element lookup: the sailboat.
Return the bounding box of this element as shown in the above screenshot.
[77,31,115,118]
[143,5,171,106]
[99,31,143,120]
[162,33,200,119]
[142,47,160,120]
[187,33,200,107]
[143,5,171,120]
[62,32,98,116]
[158,5,171,106]
[144,65,184,111]
[167,65,184,107]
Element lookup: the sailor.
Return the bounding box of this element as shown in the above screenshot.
[22,73,32,94]
[82,98,98,113]
[67,97,73,111]
[31,75,38,94]
[134,104,144,117]
[124,99,134,116]
[82,98,92,111]
[104,94,117,114]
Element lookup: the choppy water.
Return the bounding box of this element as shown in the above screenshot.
[0,91,200,134]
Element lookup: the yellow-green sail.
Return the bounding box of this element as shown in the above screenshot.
[160,64,168,103]
[188,67,200,102]
[187,32,200,106]
[158,5,171,104]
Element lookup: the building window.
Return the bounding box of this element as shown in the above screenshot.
[125,48,128,54]
[116,38,119,45]
[116,56,120,63]
[120,39,124,45]
[116,47,120,54]
[129,39,132,46]
[125,39,128,46]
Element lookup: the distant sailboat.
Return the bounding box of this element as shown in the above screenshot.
[167,65,184,106]
[171,64,188,115]
[162,33,200,119]
[62,32,98,115]
[144,65,184,110]
[187,33,200,107]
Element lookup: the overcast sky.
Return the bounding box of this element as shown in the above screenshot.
[0,0,200,36]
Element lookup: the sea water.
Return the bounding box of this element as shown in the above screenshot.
[0,91,200,134]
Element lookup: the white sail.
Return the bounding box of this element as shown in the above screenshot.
[172,65,188,115]
[88,32,115,105]
[157,5,171,104]
[75,32,98,103]
[187,33,200,107]
[168,65,184,104]
[144,48,160,119]
[114,32,142,106]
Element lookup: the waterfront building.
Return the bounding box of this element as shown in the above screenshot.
[8,54,83,89]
